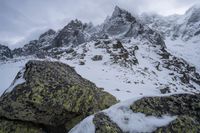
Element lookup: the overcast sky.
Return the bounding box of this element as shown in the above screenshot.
[0,0,199,48]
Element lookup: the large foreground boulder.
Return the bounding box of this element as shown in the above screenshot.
[0,60,117,132]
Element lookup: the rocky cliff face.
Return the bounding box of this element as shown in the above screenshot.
[52,19,90,47]
[0,44,13,60]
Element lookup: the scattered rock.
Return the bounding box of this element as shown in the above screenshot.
[91,55,103,61]
[180,73,190,84]
[113,41,124,49]
[160,87,171,94]
[79,60,85,65]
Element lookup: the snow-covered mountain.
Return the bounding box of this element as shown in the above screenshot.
[1,5,199,99]
[141,4,200,42]
[140,4,200,71]
[0,5,200,133]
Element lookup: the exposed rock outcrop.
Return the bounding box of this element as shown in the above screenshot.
[131,94,200,132]
[93,113,123,133]
[0,44,13,60]
[0,60,117,132]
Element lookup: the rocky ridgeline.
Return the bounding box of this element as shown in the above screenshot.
[141,5,200,41]
[0,44,13,60]
[0,60,117,132]
[0,6,165,60]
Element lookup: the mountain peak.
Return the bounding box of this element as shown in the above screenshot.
[39,29,56,39]
[111,6,136,22]
[112,6,127,18]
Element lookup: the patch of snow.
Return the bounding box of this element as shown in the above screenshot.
[69,96,177,133]
[104,97,177,133]
[0,59,28,96]
[69,115,95,133]
[4,68,26,94]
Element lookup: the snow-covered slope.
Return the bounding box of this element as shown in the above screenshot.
[141,4,200,42]
[140,4,200,71]
[60,38,200,101]
[0,58,28,95]
[1,6,200,100]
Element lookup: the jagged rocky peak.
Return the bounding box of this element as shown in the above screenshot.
[102,6,165,48]
[66,19,86,30]
[0,44,13,60]
[52,19,89,47]
[111,6,136,22]
[39,29,56,40]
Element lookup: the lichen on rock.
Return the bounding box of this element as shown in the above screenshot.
[0,60,117,132]
[93,112,123,133]
[131,93,200,132]
[0,118,44,133]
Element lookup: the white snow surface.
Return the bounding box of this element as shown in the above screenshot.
[165,37,200,72]
[0,58,28,95]
[4,68,26,93]
[70,95,177,133]
[69,115,95,133]
[60,39,199,101]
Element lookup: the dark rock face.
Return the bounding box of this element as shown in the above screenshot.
[52,19,88,47]
[12,29,56,58]
[12,40,46,58]
[101,6,165,48]
[39,29,56,40]
[0,60,117,132]
[113,41,124,49]
[0,44,13,60]
[131,94,200,132]
[93,113,123,133]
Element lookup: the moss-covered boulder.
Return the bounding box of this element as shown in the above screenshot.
[0,118,44,133]
[0,60,117,131]
[131,94,200,132]
[93,113,123,133]
[154,116,200,133]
